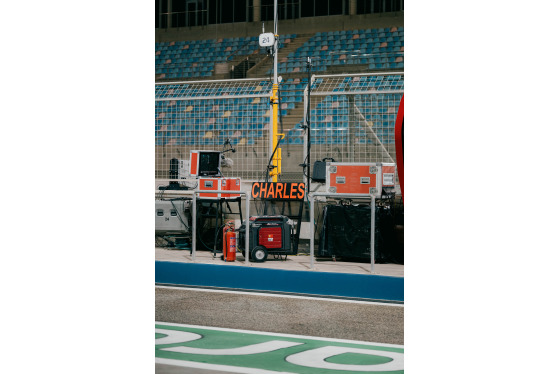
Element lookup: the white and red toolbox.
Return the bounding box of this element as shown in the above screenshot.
[199,177,241,199]
[325,162,396,197]
[187,149,242,199]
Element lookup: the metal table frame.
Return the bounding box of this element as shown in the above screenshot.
[192,189,251,265]
[309,192,376,273]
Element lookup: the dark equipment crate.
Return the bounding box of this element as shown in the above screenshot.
[318,204,403,264]
[237,215,293,262]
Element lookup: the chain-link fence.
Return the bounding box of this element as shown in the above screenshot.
[284,72,403,189]
[155,79,274,183]
[155,73,403,190]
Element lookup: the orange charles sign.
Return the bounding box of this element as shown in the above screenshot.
[251,182,305,200]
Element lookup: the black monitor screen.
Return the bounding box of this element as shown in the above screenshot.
[198,152,220,176]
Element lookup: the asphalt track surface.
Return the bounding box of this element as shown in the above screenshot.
[155,286,403,374]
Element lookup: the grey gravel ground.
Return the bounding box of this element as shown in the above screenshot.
[155,287,404,345]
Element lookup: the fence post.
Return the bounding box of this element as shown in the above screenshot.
[191,195,197,262]
[371,194,376,274]
[309,195,315,270]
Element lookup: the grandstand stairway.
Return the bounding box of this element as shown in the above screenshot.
[247,33,314,78]
[229,54,262,79]
[280,100,304,133]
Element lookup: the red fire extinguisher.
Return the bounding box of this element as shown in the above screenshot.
[222,220,236,262]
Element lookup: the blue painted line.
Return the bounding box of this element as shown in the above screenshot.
[155,261,404,302]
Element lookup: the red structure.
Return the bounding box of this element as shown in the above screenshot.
[394,96,404,202]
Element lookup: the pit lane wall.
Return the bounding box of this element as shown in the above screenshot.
[155,261,404,303]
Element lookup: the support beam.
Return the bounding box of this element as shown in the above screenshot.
[349,0,357,15]
[253,0,261,22]
[167,0,172,28]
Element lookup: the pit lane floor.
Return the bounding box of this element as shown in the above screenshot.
[155,287,404,373]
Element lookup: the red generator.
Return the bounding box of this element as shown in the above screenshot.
[237,216,292,262]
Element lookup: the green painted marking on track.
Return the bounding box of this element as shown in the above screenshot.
[156,323,404,373]
[325,352,393,365]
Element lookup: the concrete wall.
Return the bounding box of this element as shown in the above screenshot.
[155,12,404,42]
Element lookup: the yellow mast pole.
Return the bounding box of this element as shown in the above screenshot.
[269,0,281,182]
[270,83,282,182]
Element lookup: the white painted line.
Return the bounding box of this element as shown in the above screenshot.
[156,357,295,374]
[155,321,404,349]
[286,346,404,372]
[162,340,303,355]
[155,285,404,307]
[155,329,201,345]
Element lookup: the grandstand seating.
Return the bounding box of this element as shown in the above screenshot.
[155,35,291,80]
[155,28,403,147]
[155,96,268,146]
[155,74,403,147]
[267,27,404,75]
[155,27,403,80]
[287,74,403,145]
